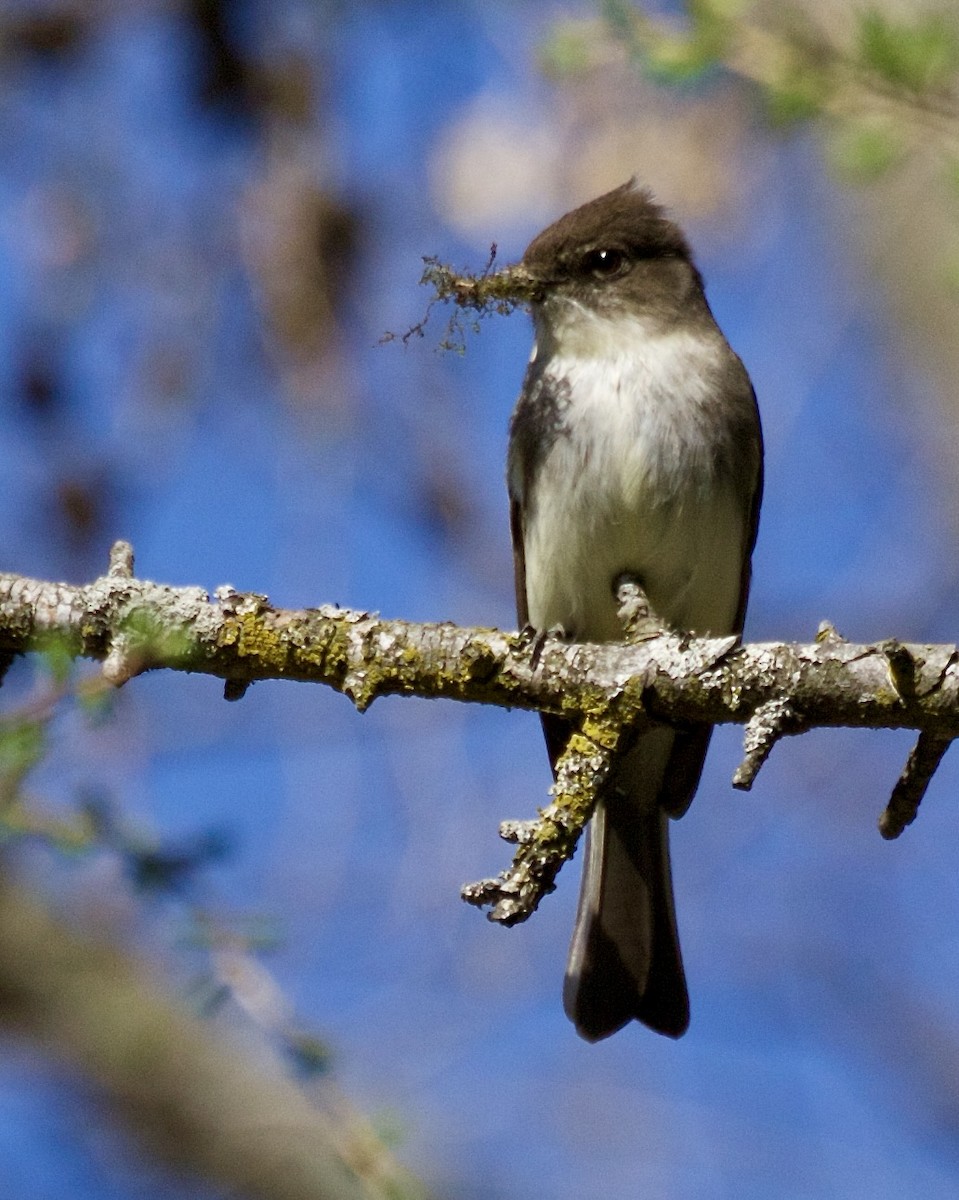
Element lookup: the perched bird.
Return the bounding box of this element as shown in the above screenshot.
[507,181,763,1040]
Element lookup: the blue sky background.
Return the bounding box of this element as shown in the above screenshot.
[2,2,959,1198]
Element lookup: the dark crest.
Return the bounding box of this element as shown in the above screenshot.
[522,180,692,282]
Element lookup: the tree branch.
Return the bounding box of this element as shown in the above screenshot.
[2,544,958,920]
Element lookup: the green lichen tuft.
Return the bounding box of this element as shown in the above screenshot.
[227,612,291,673]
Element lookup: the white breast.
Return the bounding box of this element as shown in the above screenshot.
[515,321,749,642]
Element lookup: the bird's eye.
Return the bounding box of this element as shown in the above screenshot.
[582,248,628,278]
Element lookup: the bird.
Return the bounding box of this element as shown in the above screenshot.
[506,180,763,1040]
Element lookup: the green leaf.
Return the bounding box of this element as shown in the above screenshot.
[687,0,737,52]
[39,638,74,686]
[540,23,595,77]
[0,719,46,782]
[763,68,831,126]
[601,0,636,43]
[599,0,729,86]
[829,121,904,182]
[858,9,959,93]
[644,32,720,83]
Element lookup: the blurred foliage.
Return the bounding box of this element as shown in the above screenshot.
[285,1029,334,1079]
[0,715,47,803]
[0,662,96,849]
[543,2,959,185]
[828,119,905,183]
[858,9,959,95]
[82,794,232,895]
[0,660,357,1175]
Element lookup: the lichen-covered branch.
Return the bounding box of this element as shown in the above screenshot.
[461,577,671,925]
[462,716,629,924]
[732,698,805,791]
[2,544,959,921]
[5,544,959,739]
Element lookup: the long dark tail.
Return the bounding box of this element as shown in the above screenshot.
[563,726,693,1041]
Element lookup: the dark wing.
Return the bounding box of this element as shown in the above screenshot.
[733,383,764,634]
[661,382,763,819]
[509,497,529,628]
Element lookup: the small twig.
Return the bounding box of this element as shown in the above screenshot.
[107,540,135,579]
[101,635,144,687]
[733,698,804,791]
[101,541,144,686]
[816,619,847,644]
[498,819,537,844]
[879,731,953,839]
[881,637,921,702]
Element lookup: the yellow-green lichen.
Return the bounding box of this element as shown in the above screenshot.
[229,612,291,671]
[577,718,621,752]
